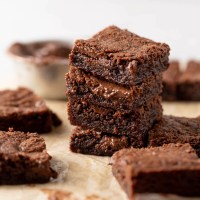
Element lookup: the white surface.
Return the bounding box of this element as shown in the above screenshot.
[1,0,200,87]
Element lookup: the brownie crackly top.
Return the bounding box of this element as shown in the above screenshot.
[70,26,170,86]
[72,25,170,64]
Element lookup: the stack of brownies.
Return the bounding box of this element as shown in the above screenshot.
[66,26,170,156]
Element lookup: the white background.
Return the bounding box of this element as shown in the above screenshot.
[0,0,200,87]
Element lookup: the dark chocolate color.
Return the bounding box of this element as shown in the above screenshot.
[0,129,56,184]
[112,143,200,199]
[70,26,170,87]
[68,96,162,136]
[70,127,145,156]
[148,115,200,157]
[0,87,62,133]
[66,66,162,112]
[70,115,200,157]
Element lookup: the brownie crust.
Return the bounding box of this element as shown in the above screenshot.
[68,96,162,136]
[0,129,56,184]
[111,143,200,199]
[0,87,62,133]
[162,61,181,101]
[177,61,200,101]
[66,66,162,112]
[70,26,170,87]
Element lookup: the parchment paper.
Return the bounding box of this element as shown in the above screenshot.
[0,101,200,200]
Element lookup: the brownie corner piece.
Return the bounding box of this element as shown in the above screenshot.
[111,143,200,199]
[162,61,181,101]
[0,129,57,184]
[0,87,62,133]
[70,25,170,86]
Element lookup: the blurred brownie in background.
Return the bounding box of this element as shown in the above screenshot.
[8,40,71,99]
[162,61,181,101]
[177,61,200,101]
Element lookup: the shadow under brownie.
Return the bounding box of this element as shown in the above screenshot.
[66,66,162,112]
[0,87,62,133]
[111,143,200,199]
[70,26,170,87]
[0,129,56,184]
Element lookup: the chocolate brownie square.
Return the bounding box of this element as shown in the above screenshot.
[70,127,146,156]
[0,87,62,133]
[0,128,56,184]
[70,115,200,157]
[162,61,181,101]
[148,115,200,157]
[66,66,162,112]
[68,96,162,136]
[177,61,200,100]
[70,26,170,87]
[111,143,200,199]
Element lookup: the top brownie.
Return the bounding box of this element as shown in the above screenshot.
[70,26,170,86]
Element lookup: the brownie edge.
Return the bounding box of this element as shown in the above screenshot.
[0,129,57,184]
[70,26,170,86]
[111,143,200,199]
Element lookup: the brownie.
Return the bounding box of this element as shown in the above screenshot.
[66,66,162,112]
[0,87,62,133]
[70,127,146,156]
[70,26,170,87]
[0,128,57,184]
[148,115,200,157]
[68,96,162,136]
[177,61,200,100]
[70,115,200,157]
[162,61,181,101]
[111,143,200,199]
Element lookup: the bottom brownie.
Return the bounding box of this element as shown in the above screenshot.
[68,96,162,136]
[111,143,200,199]
[70,127,145,156]
[0,129,57,184]
[70,115,200,156]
